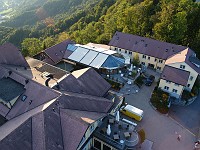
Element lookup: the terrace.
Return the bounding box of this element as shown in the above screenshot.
[93,115,139,150]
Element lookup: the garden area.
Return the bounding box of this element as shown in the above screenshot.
[105,78,124,91]
[150,87,170,114]
[134,74,146,88]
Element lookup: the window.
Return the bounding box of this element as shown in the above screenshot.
[129,51,132,55]
[94,139,101,150]
[142,55,146,59]
[141,62,145,65]
[114,47,117,51]
[172,89,177,93]
[180,65,185,69]
[159,59,163,63]
[164,86,169,90]
[103,144,111,150]
[155,58,157,62]
[148,56,150,60]
[21,95,27,102]
[157,67,161,70]
[174,83,179,86]
[190,76,193,81]
[166,80,171,84]
[187,84,190,87]
[90,125,94,132]
[125,50,127,53]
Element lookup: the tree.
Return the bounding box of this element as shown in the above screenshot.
[21,38,42,56]
[132,53,140,66]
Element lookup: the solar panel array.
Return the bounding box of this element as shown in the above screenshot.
[68,46,112,69]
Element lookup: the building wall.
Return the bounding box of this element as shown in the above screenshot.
[158,79,184,98]
[78,120,101,150]
[92,137,117,150]
[110,46,165,72]
[166,62,198,91]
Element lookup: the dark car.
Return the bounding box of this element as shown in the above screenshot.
[145,75,155,86]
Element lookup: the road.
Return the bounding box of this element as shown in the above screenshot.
[123,82,197,150]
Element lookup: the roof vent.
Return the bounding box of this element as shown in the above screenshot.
[55,53,58,56]
[145,44,148,47]
[25,79,29,84]
[135,41,138,45]
[116,37,119,40]
[8,71,12,75]
[141,40,144,42]
[165,49,168,52]
[29,100,32,105]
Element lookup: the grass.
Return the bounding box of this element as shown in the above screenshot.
[150,87,169,114]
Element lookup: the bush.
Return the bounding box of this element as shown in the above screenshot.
[150,88,169,114]
[134,75,145,87]
[138,129,145,144]
[105,78,123,90]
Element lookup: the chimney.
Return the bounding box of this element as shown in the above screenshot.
[107,124,111,136]
[116,111,120,122]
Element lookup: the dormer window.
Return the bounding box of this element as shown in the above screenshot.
[190,76,193,81]
[21,95,27,102]
[180,65,185,69]
[142,55,146,59]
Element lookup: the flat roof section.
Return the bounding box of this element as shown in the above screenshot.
[0,77,25,104]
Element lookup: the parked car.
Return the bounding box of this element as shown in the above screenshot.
[120,104,144,121]
[145,75,155,86]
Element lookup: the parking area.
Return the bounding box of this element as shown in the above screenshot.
[121,78,196,150]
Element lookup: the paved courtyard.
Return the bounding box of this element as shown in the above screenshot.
[169,94,200,136]
[122,82,197,150]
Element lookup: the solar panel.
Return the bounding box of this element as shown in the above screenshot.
[80,50,99,65]
[68,47,89,62]
[90,53,109,69]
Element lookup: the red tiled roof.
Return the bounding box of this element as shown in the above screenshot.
[161,65,190,86]
[109,31,186,60]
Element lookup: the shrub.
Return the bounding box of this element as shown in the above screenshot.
[150,88,169,114]
[138,129,145,144]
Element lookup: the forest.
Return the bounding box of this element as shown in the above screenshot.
[0,0,200,57]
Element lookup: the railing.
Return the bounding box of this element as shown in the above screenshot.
[94,131,124,149]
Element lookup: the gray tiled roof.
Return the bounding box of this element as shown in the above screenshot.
[109,31,187,60]
[72,68,111,97]
[44,39,75,64]
[161,65,190,86]
[0,43,116,150]
[0,43,29,67]
[0,92,110,150]
[55,68,111,97]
